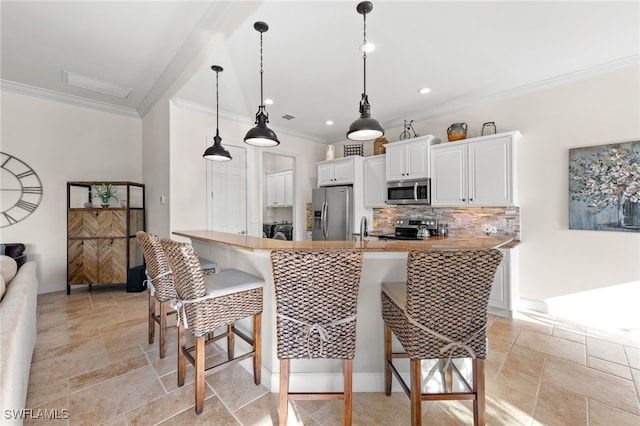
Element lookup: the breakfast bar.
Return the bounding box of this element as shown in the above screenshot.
[173,230,513,392]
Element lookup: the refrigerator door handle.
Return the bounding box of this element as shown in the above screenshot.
[321,201,328,239]
[345,189,351,240]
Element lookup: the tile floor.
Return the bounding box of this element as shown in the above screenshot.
[25,287,640,425]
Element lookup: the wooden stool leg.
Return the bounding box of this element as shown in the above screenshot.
[410,359,422,426]
[227,324,234,360]
[177,322,186,387]
[344,359,353,426]
[148,292,155,344]
[279,359,290,426]
[159,301,168,359]
[384,323,392,396]
[473,359,486,426]
[195,336,205,414]
[253,313,262,385]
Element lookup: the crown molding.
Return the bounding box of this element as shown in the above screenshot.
[0,80,140,117]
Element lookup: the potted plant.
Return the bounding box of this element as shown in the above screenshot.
[91,183,118,208]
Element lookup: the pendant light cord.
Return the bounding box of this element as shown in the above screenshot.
[260,30,264,107]
[362,12,367,96]
[215,69,220,137]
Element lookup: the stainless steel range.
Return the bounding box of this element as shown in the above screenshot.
[378,217,439,240]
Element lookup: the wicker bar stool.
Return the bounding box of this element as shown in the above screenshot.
[136,231,217,359]
[270,249,363,426]
[161,238,263,414]
[381,249,503,426]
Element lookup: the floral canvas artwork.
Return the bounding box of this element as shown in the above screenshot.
[569,140,639,232]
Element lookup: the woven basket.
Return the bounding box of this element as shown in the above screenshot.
[373,137,388,155]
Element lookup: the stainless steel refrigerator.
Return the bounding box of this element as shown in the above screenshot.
[312,186,353,241]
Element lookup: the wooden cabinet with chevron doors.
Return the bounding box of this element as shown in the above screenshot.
[67,181,145,294]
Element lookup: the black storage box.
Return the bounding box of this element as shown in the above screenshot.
[127,265,147,292]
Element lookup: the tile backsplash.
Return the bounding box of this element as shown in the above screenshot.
[373,206,520,239]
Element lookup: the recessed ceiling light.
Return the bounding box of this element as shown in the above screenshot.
[264,98,274,105]
[326,120,334,126]
[418,87,431,94]
[359,42,375,53]
[63,70,134,99]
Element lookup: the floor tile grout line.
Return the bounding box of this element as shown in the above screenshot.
[528,354,548,426]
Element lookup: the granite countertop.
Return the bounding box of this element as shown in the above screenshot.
[174,230,514,252]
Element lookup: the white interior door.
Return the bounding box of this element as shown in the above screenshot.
[207,145,247,234]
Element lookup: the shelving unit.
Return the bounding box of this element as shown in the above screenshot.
[66,181,145,294]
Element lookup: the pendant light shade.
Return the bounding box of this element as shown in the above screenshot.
[347,1,384,141]
[245,21,279,147]
[203,65,232,161]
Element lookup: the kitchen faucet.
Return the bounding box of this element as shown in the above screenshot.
[360,216,368,241]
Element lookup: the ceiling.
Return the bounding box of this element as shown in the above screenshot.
[2,1,639,144]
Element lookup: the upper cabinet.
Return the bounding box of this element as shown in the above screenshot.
[266,170,293,207]
[363,155,387,208]
[317,157,356,187]
[385,136,440,182]
[430,131,520,207]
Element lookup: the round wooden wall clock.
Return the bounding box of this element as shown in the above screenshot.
[1,152,43,228]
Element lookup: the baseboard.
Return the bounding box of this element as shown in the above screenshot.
[517,298,550,314]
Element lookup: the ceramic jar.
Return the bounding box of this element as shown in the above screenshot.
[325,144,335,160]
[482,122,496,136]
[447,122,467,142]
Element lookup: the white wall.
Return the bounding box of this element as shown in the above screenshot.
[0,90,142,293]
[168,103,326,241]
[142,93,171,238]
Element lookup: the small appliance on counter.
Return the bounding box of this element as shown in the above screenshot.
[378,217,439,240]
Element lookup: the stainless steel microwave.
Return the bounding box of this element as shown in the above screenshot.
[386,179,431,205]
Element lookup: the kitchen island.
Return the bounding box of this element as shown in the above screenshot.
[173,230,513,393]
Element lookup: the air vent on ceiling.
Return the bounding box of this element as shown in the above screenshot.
[282,114,296,120]
[62,70,134,99]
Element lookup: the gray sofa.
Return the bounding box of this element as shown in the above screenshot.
[1,255,39,424]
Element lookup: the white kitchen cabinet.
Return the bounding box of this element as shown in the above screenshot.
[284,170,293,206]
[317,157,356,187]
[363,155,387,207]
[488,247,519,318]
[385,136,440,182]
[266,170,292,207]
[431,131,520,207]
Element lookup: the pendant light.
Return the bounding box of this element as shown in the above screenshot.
[244,21,280,147]
[203,65,232,161]
[347,1,384,141]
